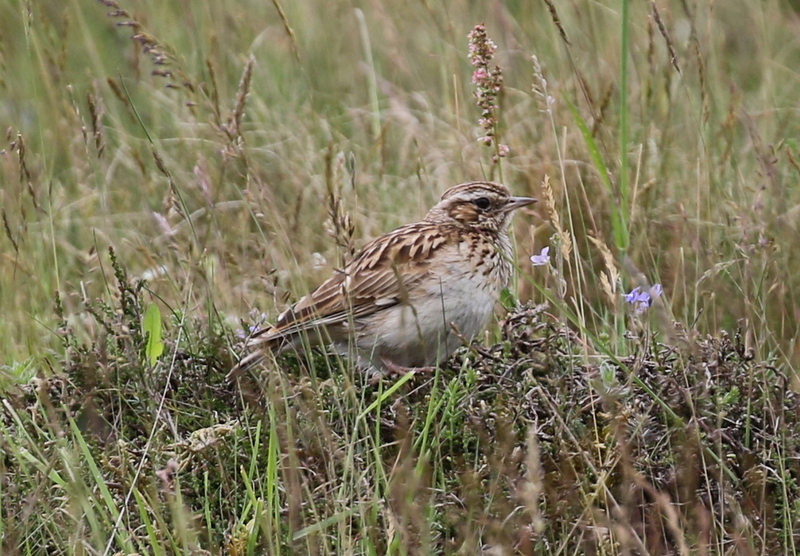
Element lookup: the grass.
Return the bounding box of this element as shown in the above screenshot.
[1,0,799,553]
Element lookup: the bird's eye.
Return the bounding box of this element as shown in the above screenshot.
[473,197,492,210]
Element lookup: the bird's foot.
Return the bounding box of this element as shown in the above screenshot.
[367,358,435,386]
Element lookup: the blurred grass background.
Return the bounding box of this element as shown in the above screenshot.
[1,0,798,372]
[1,0,800,553]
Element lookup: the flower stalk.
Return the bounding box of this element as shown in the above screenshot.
[468,24,508,177]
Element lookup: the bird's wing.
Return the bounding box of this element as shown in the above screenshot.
[247,222,456,346]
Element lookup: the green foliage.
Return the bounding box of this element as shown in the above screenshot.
[143,303,165,366]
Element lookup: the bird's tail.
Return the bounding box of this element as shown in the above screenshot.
[226,348,268,382]
[227,327,282,382]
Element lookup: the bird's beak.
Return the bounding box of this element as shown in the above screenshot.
[500,196,537,213]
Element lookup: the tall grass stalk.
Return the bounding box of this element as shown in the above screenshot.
[619,0,631,253]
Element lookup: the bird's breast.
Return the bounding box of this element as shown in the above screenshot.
[353,237,511,367]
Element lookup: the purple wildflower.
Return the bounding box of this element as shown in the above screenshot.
[237,311,269,338]
[530,246,551,267]
[651,284,663,298]
[624,284,663,314]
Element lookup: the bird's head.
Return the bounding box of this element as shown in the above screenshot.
[426,181,536,232]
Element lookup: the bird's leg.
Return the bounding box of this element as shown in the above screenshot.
[366,357,436,385]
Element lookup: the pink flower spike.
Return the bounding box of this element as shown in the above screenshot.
[472,69,489,83]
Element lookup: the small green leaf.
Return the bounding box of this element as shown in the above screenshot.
[143,303,164,366]
[499,287,517,310]
[720,386,740,406]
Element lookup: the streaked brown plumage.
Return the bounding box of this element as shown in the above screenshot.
[231,181,535,377]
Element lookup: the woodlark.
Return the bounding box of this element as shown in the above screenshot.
[232,181,535,378]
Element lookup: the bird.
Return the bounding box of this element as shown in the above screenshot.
[230,181,536,379]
